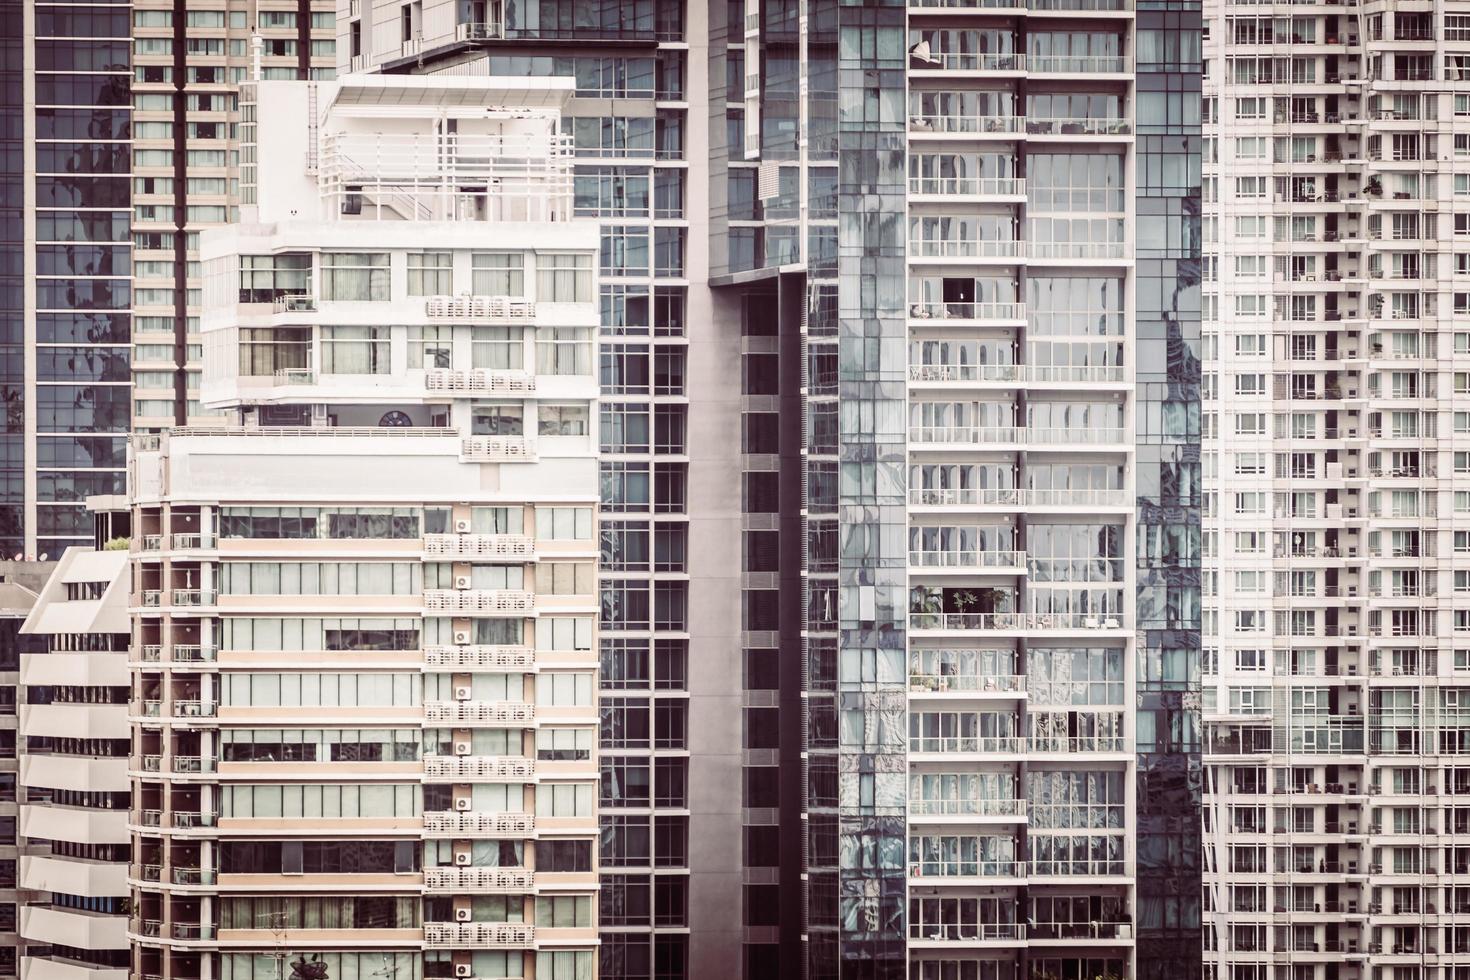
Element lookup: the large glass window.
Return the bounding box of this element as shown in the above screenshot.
[321,252,390,301]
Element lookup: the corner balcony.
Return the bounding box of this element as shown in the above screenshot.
[423,810,535,838]
[908,113,1025,137]
[423,700,535,725]
[423,866,534,893]
[423,644,535,670]
[910,671,1026,695]
[423,589,534,614]
[423,755,535,781]
[423,533,535,560]
[423,922,536,949]
[426,368,537,395]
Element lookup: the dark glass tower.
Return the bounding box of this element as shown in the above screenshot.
[1132,0,1203,976]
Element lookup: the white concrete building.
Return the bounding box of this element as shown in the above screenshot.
[18,535,130,980]
[127,74,601,980]
[1203,2,1470,974]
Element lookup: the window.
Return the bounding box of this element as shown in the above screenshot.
[472,253,524,296]
[407,251,452,295]
[537,328,592,375]
[407,326,453,369]
[539,404,590,436]
[537,253,594,302]
[320,326,389,374]
[320,252,390,301]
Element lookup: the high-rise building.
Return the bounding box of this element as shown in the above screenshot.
[345,1,1204,978]
[1201,3,1465,973]
[23,0,132,557]
[126,74,600,980]
[130,0,336,431]
[17,506,129,980]
[346,6,728,976]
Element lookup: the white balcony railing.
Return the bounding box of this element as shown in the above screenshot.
[425,368,537,394]
[423,922,535,949]
[910,611,1126,631]
[908,301,1026,321]
[460,436,535,463]
[424,295,536,322]
[423,644,535,670]
[422,866,534,892]
[423,755,535,780]
[908,176,1026,197]
[423,700,536,725]
[423,533,535,560]
[908,425,1127,446]
[423,589,534,614]
[423,811,536,838]
[909,549,1026,569]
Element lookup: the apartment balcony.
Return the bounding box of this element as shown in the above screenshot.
[910,0,1131,9]
[423,810,535,838]
[908,424,1128,449]
[909,549,1027,573]
[422,922,536,949]
[909,735,1027,756]
[20,955,127,980]
[422,589,534,614]
[19,904,127,952]
[423,644,534,670]
[1025,116,1132,137]
[422,866,534,893]
[909,52,1028,73]
[1026,921,1134,942]
[907,176,1027,200]
[424,296,536,323]
[425,368,537,394]
[1027,241,1130,261]
[170,533,215,551]
[908,860,1024,882]
[1028,55,1132,75]
[319,131,573,224]
[907,363,1127,385]
[459,436,536,463]
[908,301,1027,322]
[1028,858,1127,878]
[909,671,1026,695]
[908,486,1131,509]
[1026,734,1129,754]
[422,755,535,781]
[908,923,1025,946]
[910,611,1127,633]
[423,700,535,725]
[423,532,535,561]
[908,113,1025,137]
[908,798,1027,821]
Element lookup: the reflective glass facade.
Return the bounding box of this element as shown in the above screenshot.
[835,3,909,977]
[1133,1,1203,977]
[33,0,132,554]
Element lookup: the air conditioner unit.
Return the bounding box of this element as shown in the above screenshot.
[455,575,472,590]
[454,965,472,978]
[455,905,473,919]
[454,797,472,811]
[455,685,472,701]
[453,630,472,645]
[455,741,472,756]
[1346,547,1359,557]
[456,519,473,534]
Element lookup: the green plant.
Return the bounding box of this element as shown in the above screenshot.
[103,537,130,551]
